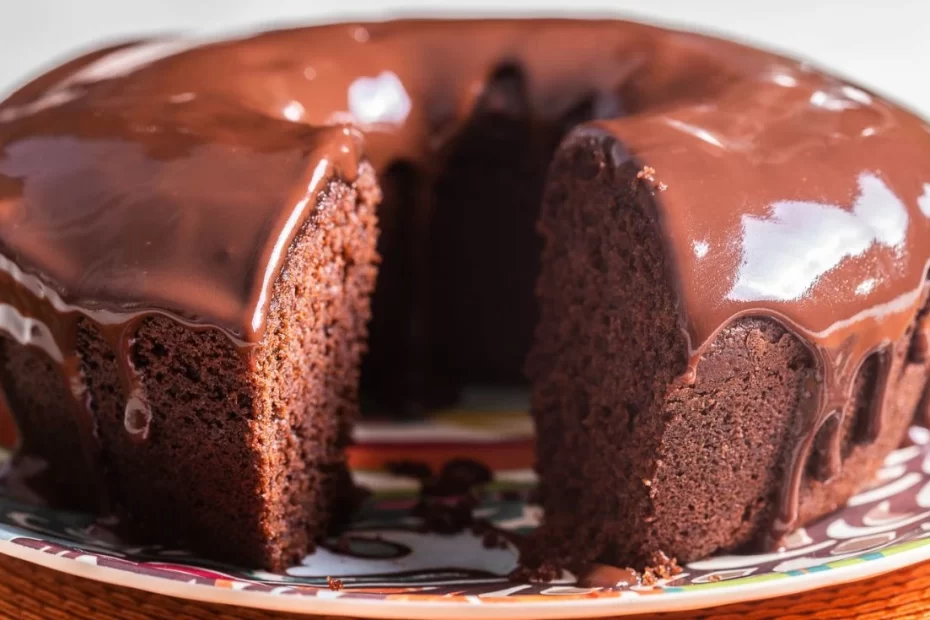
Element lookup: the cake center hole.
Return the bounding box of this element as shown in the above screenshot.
[361,63,624,414]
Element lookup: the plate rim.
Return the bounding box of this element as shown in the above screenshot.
[2,534,929,618]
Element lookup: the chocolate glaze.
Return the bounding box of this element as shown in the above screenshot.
[1,18,929,545]
[577,564,640,589]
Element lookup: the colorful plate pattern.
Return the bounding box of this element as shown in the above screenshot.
[2,393,930,618]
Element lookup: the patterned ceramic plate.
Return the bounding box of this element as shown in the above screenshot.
[2,389,930,619]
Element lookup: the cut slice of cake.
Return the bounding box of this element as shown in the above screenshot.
[525,123,930,571]
[0,100,380,569]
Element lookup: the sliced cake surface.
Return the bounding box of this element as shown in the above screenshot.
[0,19,929,571]
[526,123,930,570]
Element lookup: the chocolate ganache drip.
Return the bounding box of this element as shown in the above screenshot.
[1,19,929,544]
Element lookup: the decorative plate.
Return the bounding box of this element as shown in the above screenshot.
[2,389,930,619]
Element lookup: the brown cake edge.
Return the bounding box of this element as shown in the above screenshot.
[249,160,380,569]
[0,161,380,572]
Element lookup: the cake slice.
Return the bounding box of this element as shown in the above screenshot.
[525,122,930,571]
[0,97,380,570]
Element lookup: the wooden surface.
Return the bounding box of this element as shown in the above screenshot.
[1,553,929,620]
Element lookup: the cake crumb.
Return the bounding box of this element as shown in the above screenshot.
[327,576,343,591]
[708,574,723,582]
[645,550,682,581]
[635,165,667,193]
[642,478,652,487]
[508,561,561,583]
[641,568,658,586]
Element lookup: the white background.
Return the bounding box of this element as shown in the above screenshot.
[1,0,928,115]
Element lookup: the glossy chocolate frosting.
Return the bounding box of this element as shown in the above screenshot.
[1,18,929,546]
[600,75,930,541]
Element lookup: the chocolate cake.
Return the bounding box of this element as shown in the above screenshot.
[0,18,929,572]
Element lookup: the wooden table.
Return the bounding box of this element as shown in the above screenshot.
[1,553,929,620]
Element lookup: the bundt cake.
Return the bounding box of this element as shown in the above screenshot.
[0,18,929,573]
